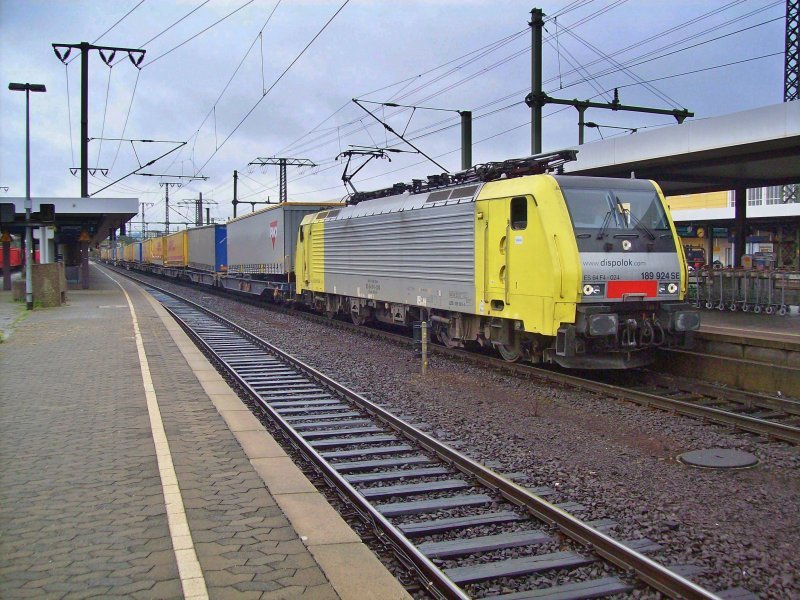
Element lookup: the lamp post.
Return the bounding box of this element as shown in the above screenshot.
[8,82,47,310]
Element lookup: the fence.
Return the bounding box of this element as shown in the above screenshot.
[689,269,800,315]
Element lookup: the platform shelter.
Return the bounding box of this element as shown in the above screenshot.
[0,196,138,288]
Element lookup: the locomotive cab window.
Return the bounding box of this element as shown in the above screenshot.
[510,197,527,230]
[556,179,670,232]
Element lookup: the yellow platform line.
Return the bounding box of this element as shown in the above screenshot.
[99,267,209,600]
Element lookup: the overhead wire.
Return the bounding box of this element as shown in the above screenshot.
[252,39,785,201]
[404,0,769,115]
[556,2,783,89]
[355,0,782,156]
[545,38,611,102]
[191,0,283,147]
[565,14,785,88]
[96,65,114,168]
[64,64,75,168]
[92,0,146,44]
[608,51,784,91]
[276,0,636,162]
[143,0,258,68]
[81,0,762,193]
[356,46,785,186]
[110,69,141,171]
[95,0,779,202]
[157,0,284,181]
[556,22,681,107]
[194,0,351,176]
[140,0,212,47]
[275,28,530,157]
[549,0,597,20]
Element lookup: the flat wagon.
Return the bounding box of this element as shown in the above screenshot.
[142,236,164,267]
[221,203,340,298]
[164,231,189,272]
[186,224,227,285]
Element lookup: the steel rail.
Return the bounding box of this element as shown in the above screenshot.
[300,306,800,445]
[126,271,721,600]
[521,368,800,446]
[642,371,800,417]
[107,263,799,445]
[156,299,467,600]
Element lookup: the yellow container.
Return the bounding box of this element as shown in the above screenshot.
[143,236,164,265]
[165,231,188,267]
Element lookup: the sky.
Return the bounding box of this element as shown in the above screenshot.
[0,0,788,233]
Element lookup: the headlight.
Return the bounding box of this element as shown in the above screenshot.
[672,310,700,332]
[587,313,618,337]
[582,283,605,297]
[659,282,680,295]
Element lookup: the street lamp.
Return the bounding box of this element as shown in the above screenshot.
[8,82,47,310]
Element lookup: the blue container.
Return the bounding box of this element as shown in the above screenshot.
[215,224,227,272]
[187,224,228,273]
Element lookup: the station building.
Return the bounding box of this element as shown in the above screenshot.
[668,186,800,269]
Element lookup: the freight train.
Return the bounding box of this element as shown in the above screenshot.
[109,152,699,369]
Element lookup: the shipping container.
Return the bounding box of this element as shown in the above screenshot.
[143,236,164,265]
[124,242,135,262]
[133,241,143,263]
[227,203,339,276]
[187,224,227,272]
[165,230,188,267]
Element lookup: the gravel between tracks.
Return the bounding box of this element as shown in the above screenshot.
[151,278,800,599]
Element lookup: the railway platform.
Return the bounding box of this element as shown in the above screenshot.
[0,264,408,599]
[655,306,800,397]
[697,308,800,345]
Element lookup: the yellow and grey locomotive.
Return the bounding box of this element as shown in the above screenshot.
[298,152,697,368]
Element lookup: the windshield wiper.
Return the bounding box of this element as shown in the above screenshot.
[596,210,613,239]
[629,213,656,240]
[613,194,655,240]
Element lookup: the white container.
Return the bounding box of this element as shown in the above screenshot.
[227,203,340,275]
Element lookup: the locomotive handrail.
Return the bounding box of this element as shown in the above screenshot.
[553,233,565,299]
[504,221,511,305]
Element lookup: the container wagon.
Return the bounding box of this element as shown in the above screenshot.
[186,224,227,286]
[221,203,340,299]
[123,242,136,263]
[142,236,165,269]
[164,231,189,277]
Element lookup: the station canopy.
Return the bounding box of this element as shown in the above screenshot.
[1,197,139,245]
[562,100,800,195]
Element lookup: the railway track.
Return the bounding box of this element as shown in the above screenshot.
[131,273,720,599]
[616,370,800,443]
[111,263,800,446]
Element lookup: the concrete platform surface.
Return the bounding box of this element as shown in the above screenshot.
[697,308,800,347]
[0,263,409,600]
